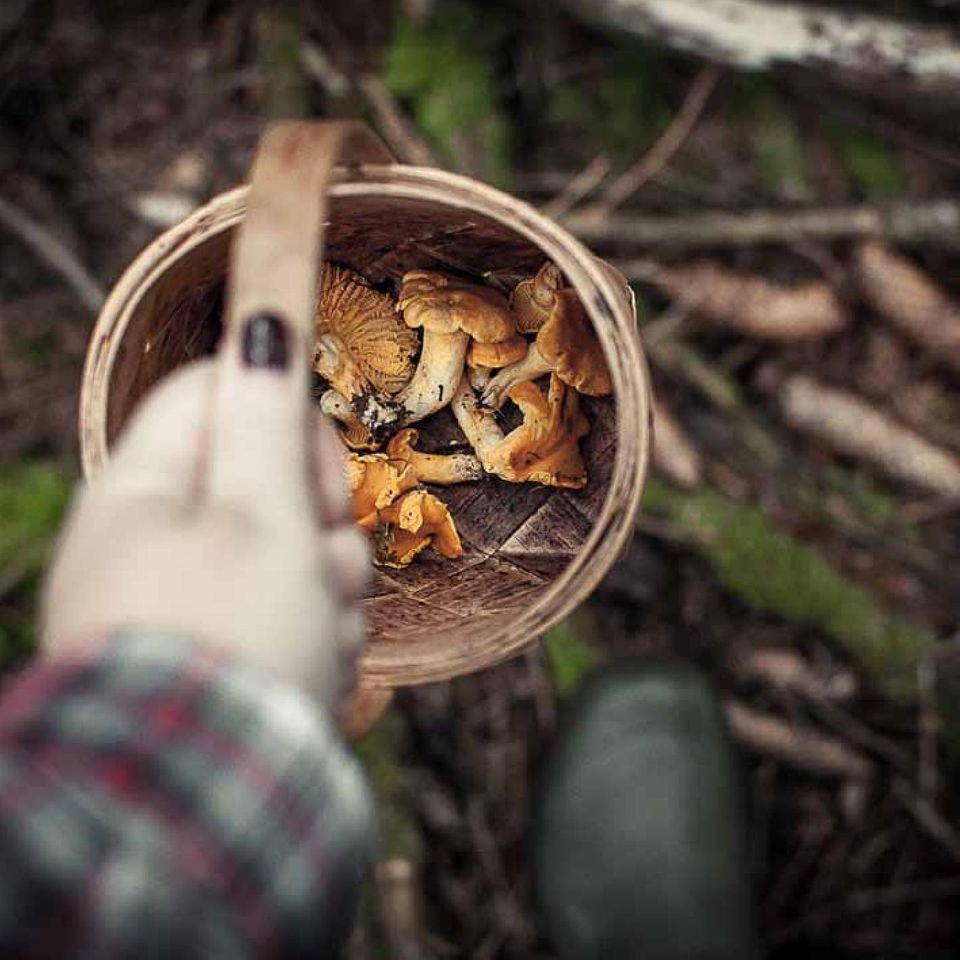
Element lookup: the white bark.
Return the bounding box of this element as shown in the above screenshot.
[562,0,960,90]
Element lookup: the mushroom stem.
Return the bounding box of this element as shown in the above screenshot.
[468,366,492,391]
[412,450,483,484]
[481,342,551,410]
[319,390,379,451]
[314,333,370,400]
[393,329,470,424]
[386,428,482,484]
[451,375,507,475]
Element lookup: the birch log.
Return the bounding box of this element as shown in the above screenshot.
[560,0,960,95]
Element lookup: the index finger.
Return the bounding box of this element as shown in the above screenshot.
[205,122,391,518]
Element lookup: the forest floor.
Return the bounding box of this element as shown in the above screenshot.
[2,2,960,956]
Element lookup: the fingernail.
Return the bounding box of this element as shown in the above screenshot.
[241,312,290,370]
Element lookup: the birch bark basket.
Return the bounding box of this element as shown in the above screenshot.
[79,121,651,690]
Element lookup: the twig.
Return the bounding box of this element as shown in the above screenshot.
[0,196,104,314]
[892,777,960,863]
[540,154,611,220]
[779,375,960,498]
[724,699,873,779]
[588,64,720,217]
[357,75,439,167]
[559,0,960,94]
[566,199,960,249]
[652,401,703,488]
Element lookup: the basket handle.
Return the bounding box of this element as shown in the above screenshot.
[226,120,395,346]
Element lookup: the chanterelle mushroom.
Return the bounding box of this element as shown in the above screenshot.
[386,428,483,484]
[320,389,378,451]
[390,270,516,425]
[359,489,463,568]
[451,374,506,475]
[510,261,563,334]
[486,373,590,489]
[482,287,612,409]
[465,334,528,391]
[345,452,418,526]
[315,264,419,403]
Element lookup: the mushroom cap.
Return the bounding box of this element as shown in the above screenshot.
[487,373,590,488]
[317,264,419,395]
[344,453,418,523]
[510,261,563,334]
[466,334,528,369]
[398,270,515,343]
[363,489,463,568]
[385,428,420,462]
[537,288,613,396]
[339,421,379,452]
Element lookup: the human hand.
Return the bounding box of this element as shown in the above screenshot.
[43,314,369,709]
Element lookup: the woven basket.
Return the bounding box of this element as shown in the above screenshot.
[79,122,651,691]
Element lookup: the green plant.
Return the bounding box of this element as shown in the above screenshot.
[544,610,602,695]
[643,480,934,701]
[384,3,510,182]
[0,461,73,664]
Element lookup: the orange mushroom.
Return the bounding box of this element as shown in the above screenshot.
[510,261,563,334]
[314,264,419,403]
[486,374,590,489]
[320,389,378,451]
[391,270,517,425]
[465,333,529,391]
[344,452,417,526]
[482,288,612,409]
[386,428,482,484]
[360,489,463,568]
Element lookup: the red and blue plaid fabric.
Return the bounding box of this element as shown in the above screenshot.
[0,631,374,958]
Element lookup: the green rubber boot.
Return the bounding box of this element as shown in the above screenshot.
[534,662,761,960]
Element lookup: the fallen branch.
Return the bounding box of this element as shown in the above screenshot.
[652,401,703,488]
[586,64,720,217]
[541,154,611,220]
[780,375,960,498]
[724,700,873,779]
[854,241,960,374]
[638,259,847,340]
[566,199,960,250]
[730,646,856,702]
[0,196,105,314]
[357,75,439,167]
[559,0,960,94]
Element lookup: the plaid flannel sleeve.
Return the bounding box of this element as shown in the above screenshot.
[0,631,374,959]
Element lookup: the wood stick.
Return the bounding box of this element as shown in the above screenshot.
[0,196,105,314]
[588,64,720,217]
[559,0,960,94]
[564,199,960,250]
[724,699,873,779]
[540,154,611,220]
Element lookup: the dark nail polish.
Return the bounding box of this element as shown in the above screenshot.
[241,312,290,369]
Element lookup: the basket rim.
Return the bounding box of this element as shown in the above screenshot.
[79,164,652,687]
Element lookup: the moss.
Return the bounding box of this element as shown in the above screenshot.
[384,2,510,183]
[256,6,310,119]
[0,462,73,664]
[355,709,417,860]
[643,480,934,701]
[546,34,672,161]
[827,123,904,197]
[544,609,602,696]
